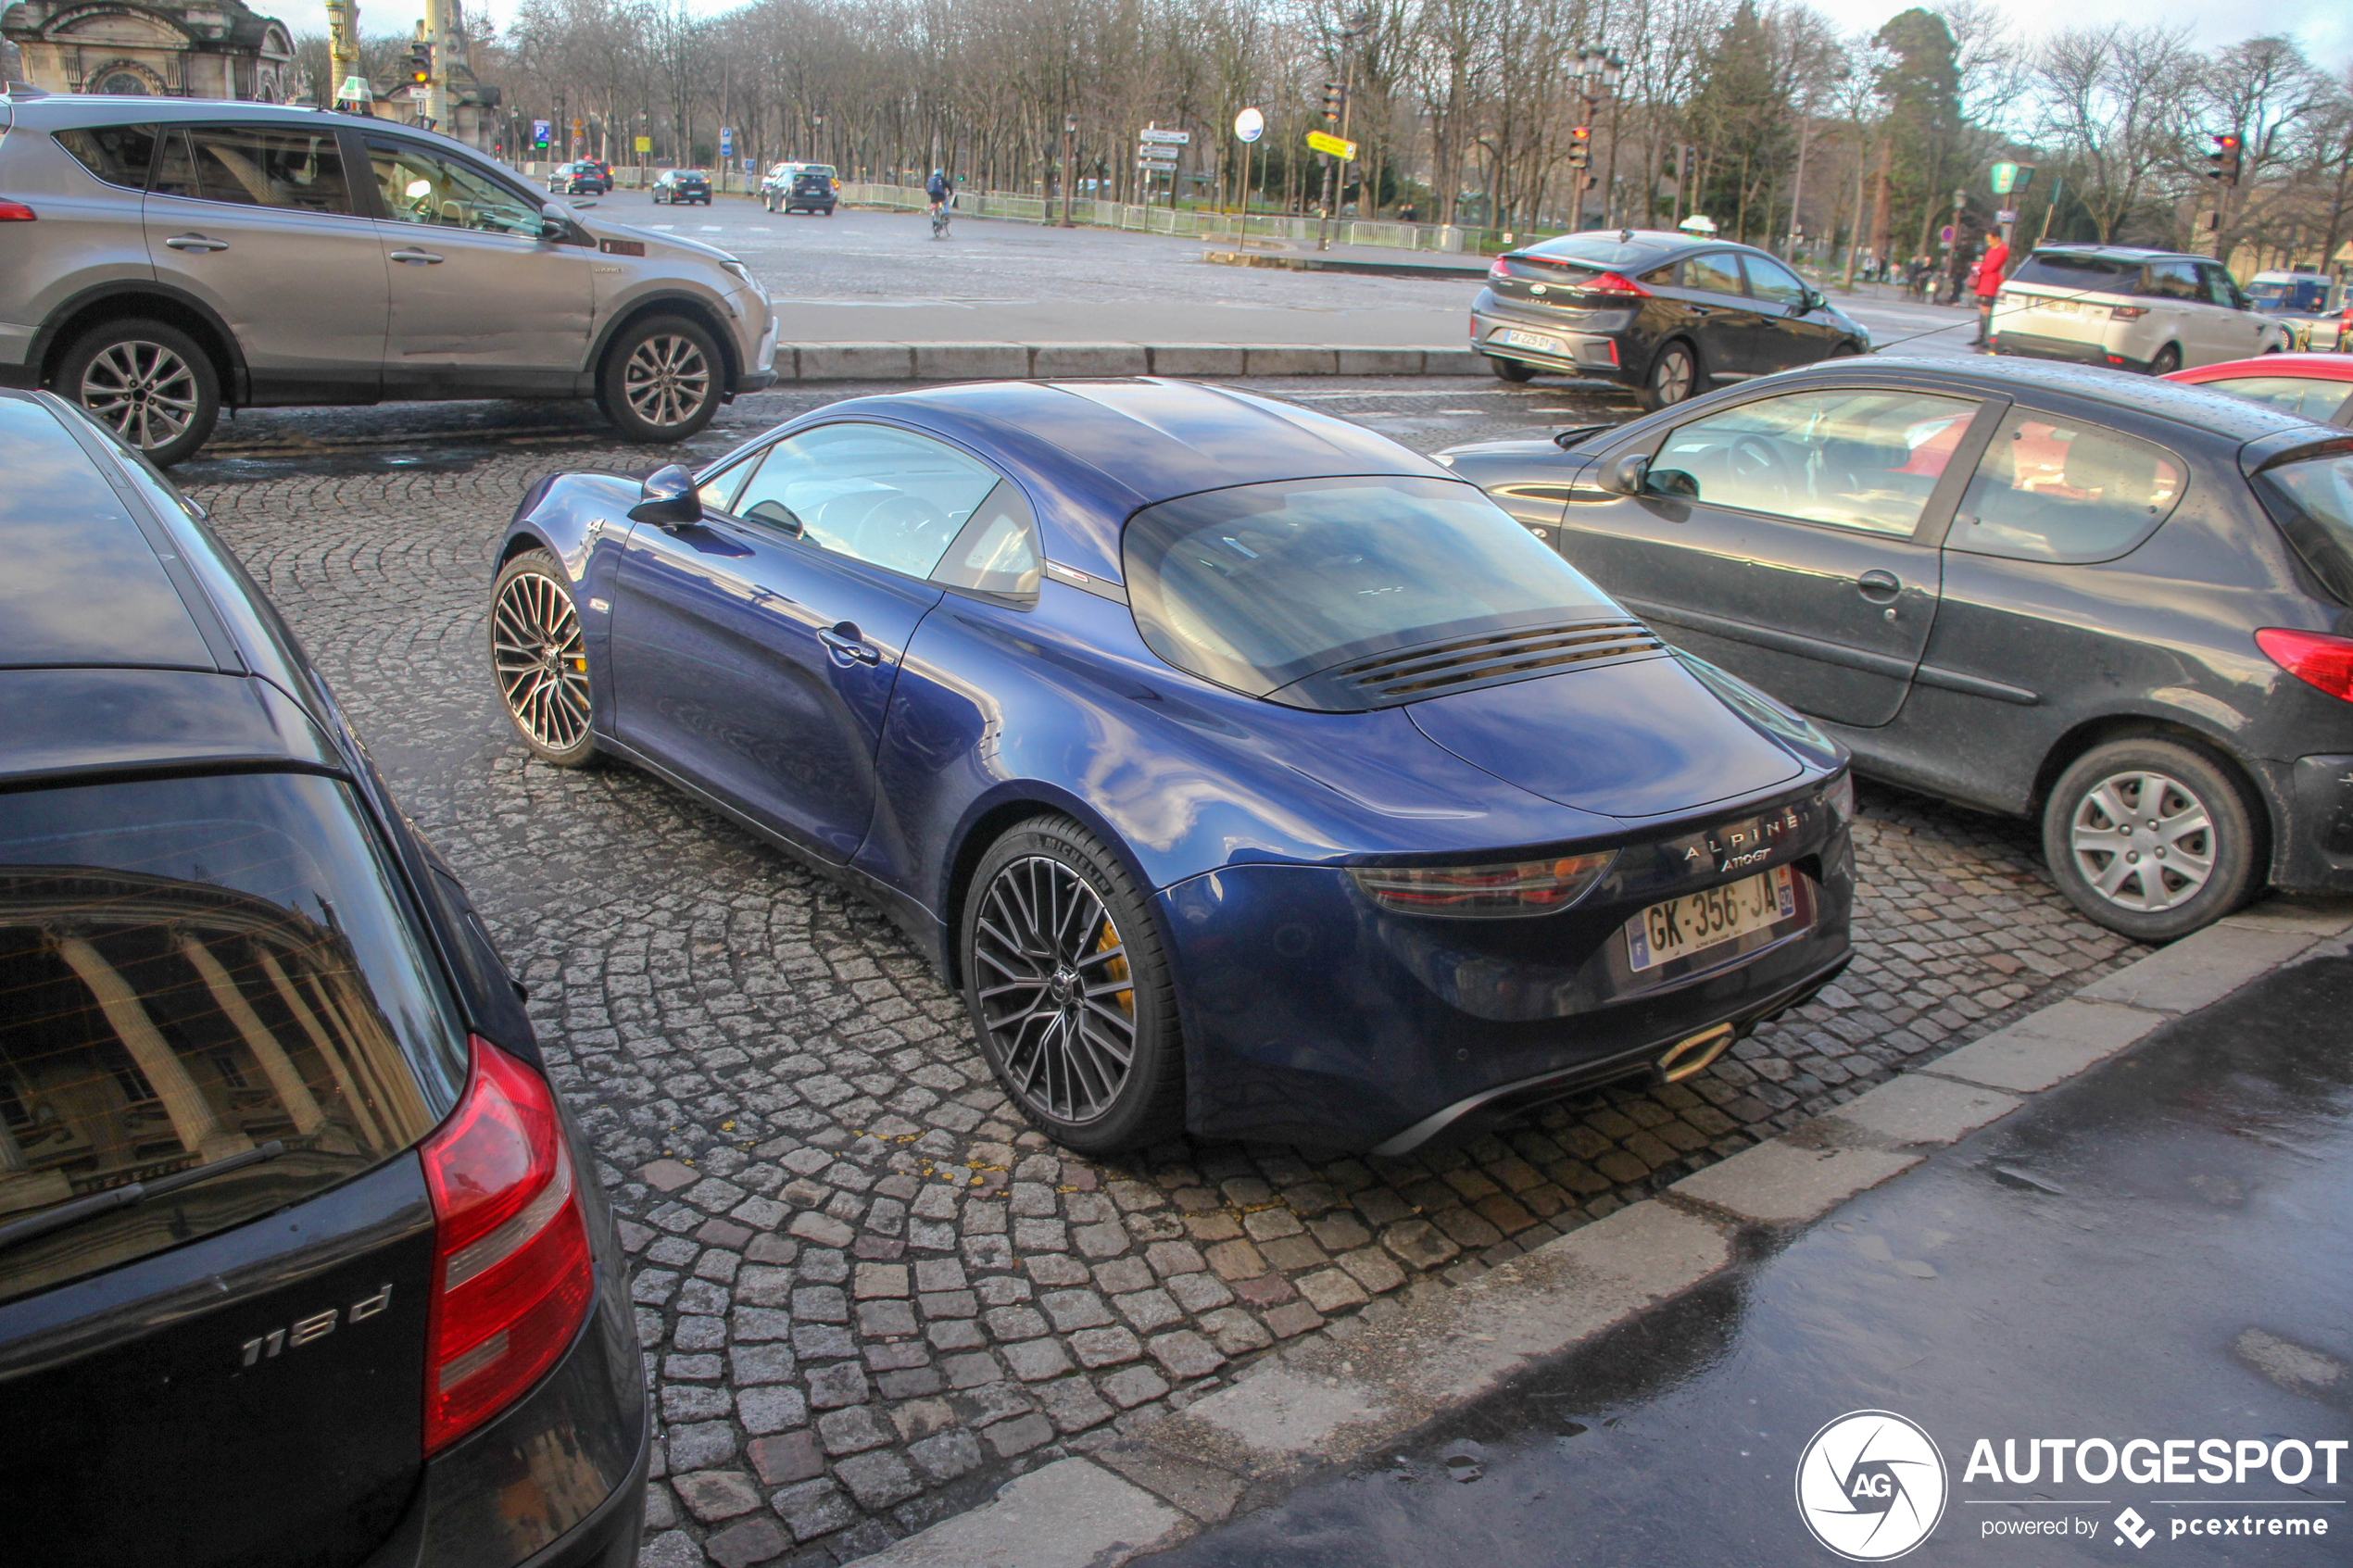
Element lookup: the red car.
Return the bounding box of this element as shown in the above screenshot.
[2163,353,2353,428]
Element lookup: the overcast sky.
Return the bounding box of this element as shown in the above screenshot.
[462,0,2352,75]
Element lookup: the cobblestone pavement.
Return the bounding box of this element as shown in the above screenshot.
[181,385,2146,1568]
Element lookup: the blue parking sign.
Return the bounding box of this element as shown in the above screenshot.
[719,127,734,158]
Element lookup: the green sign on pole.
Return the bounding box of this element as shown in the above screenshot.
[1991,162,2035,196]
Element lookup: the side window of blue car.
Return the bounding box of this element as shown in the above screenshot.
[932,482,1041,603]
[728,423,1005,581]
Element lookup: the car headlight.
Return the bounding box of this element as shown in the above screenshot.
[1350,850,1615,918]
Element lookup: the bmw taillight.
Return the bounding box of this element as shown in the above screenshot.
[420,1035,594,1454]
[1582,270,1651,299]
[1351,850,1616,917]
[2257,627,2353,704]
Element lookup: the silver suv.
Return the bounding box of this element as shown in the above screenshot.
[1991,245,2290,376]
[0,89,775,463]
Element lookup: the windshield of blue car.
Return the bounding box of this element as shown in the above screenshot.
[2257,451,2353,605]
[1122,475,1619,699]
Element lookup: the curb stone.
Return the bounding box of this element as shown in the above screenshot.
[841,896,2352,1566]
[767,344,1485,382]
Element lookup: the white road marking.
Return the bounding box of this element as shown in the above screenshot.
[698,225,724,232]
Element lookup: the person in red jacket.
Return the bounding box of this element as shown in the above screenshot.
[1969,231,2009,349]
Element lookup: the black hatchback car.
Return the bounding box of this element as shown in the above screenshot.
[1438,357,2353,940]
[774,167,837,215]
[547,160,612,195]
[651,168,711,205]
[1471,230,1870,409]
[0,388,646,1567]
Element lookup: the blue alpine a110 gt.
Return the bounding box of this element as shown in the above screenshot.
[489,379,1855,1155]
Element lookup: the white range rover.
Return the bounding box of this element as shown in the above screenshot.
[1991,245,2292,375]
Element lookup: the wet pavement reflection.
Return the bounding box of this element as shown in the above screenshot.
[1143,944,2353,1566]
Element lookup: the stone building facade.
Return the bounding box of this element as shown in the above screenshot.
[0,0,295,102]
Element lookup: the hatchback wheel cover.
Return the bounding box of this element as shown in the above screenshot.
[81,340,199,450]
[1655,348,1692,403]
[623,333,711,429]
[974,857,1137,1123]
[2068,770,2215,911]
[492,571,591,751]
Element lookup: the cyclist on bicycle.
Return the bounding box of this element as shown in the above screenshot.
[925,169,950,218]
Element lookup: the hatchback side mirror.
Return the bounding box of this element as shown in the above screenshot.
[539,201,573,239]
[1601,452,1650,495]
[1802,287,1827,313]
[629,464,702,526]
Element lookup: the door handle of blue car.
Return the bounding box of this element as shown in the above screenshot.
[820,624,880,665]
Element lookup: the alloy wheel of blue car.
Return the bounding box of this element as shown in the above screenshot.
[490,550,598,767]
[963,820,1184,1154]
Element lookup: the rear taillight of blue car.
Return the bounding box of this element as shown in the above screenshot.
[419,1036,594,1454]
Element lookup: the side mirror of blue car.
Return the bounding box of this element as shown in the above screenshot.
[629,464,702,527]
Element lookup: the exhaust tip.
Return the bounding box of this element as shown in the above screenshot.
[1657,1023,1734,1083]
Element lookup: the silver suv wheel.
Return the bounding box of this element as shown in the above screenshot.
[56,318,221,467]
[599,315,724,443]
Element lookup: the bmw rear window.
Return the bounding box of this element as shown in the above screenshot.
[0,771,466,1302]
[1122,475,1618,706]
[2255,451,2353,605]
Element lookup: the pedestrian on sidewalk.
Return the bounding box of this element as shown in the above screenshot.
[1969,230,2009,349]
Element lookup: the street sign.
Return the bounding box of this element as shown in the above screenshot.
[1995,208,2019,224]
[1234,107,1264,144]
[532,119,550,146]
[1136,144,1179,164]
[1139,128,1190,145]
[719,127,734,157]
[1305,130,1356,160]
[1991,161,2018,194]
[634,135,651,154]
[1939,224,1955,244]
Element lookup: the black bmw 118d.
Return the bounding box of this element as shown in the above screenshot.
[0,386,646,1568]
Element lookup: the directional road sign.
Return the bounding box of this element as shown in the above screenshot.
[1305,130,1357,160]
[1139,128,1190,145]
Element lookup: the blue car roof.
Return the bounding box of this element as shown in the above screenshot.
[816,379,1455,581]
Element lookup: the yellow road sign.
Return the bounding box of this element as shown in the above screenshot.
[1305,130,1357,161]
[634,135,652,153]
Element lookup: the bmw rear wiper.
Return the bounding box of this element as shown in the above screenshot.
[0,1140,288,1257]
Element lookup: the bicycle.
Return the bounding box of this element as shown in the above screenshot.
[929,200,951,239]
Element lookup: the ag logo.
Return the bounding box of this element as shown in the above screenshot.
[1795,1410,1949,1561]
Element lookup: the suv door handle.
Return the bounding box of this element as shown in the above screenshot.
[1856,570,1903,602]
[389,249,446,264]
[163,234,228,252]
[819,624,881,666]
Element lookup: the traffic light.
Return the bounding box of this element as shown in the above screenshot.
[408,41,432,86]
[1567,126,1592,170]
[1681,145,1696,180]
[2205,132,2243,185]
[1321,82,1345,123]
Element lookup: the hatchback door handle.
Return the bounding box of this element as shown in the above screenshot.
[389,248,446,264]
[820,624,881,665]
[1856,570,1902,602]
[163,234,228,252]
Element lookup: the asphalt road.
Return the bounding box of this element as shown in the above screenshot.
[564,192,1986,358]
[1142,937,2353,1567]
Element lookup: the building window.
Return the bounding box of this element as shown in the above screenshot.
[96,72,149,96]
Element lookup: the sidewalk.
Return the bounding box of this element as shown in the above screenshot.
[842,896,2353,1565]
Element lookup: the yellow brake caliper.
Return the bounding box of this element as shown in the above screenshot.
[1096,919,1132,1021]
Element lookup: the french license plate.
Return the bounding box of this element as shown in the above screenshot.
[2037,297,2077,315]
[1498,328,1565,355]
[1626,866,1799,973]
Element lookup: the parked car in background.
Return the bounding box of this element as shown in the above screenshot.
[2245,270,2336,348]
[546,159,610,195]
[0,90,775,462]
[770,166,837,216]
[649,168,711,206]
[0,384,646,1568]
[1436,356,2353,940]
[2165,354,2353,428]
[1989,245,2293,374]
[1471,229,1869,410]
[490,379,1856,1156]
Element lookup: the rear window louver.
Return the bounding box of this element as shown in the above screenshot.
[1335,618,1664,701]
